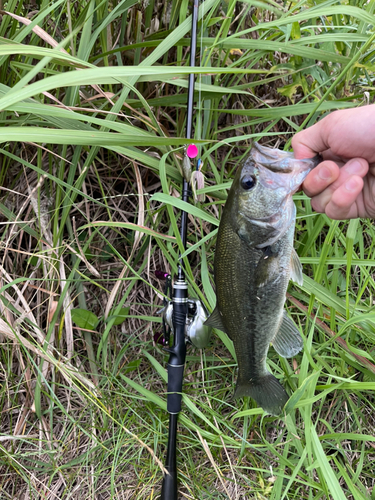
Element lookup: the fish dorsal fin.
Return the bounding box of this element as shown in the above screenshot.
[290,248,303,286]
[272,311,303,358]
[204,305,228,336]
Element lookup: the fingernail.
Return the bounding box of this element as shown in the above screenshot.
[318,166,331,180]
[345,178,358,192]
[346,160,362,174]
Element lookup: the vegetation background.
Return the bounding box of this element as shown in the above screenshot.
[1,0,375,498]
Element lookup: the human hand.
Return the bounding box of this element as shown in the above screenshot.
[292,105,375,219]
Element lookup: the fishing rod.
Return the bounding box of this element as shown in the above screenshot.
[159,0,211,498]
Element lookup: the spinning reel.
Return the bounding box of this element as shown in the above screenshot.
[158,273,212,350]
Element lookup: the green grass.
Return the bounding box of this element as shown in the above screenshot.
[1,0,375,498]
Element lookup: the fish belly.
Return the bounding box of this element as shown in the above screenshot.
[215,221,294,415]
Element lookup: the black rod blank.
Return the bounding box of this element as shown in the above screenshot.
[160,0,200,498]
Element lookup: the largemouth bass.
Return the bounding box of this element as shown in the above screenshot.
[206,142,321,415]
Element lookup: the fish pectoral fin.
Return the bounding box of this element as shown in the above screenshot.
[237,224,253,245]
[290,248,303,286]
[254,246,279,288]
[204,305,229,335]
[272,311,303,358]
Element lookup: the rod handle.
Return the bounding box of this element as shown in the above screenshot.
[167,364,184,414]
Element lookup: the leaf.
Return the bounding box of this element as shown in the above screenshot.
[142,350,167,383]
[121,375,166,410]
[80,221,178,241]
[231,407,265,420]
[179,228,218,260]
[284,371,320,414]
[291,21,301,40]
[213,37,349,63]
[123,359,142,374]
[71,309,99,330]
[334,459,368,500]
[277,81,302,101]
[311,426,348,500]
[150,193,219,226]
[106,307,130,326]
[226,5,375,39]
[0,127,208,148]
[0,66,262,110]
[120,375,226,442]
[237,0,284,16]
[221,101,355,119]
[0,202,40,239]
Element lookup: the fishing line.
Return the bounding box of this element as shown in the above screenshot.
[197,0,204,145]
[159,1,213,498]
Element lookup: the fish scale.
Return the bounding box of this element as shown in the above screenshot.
[205,143,321,415]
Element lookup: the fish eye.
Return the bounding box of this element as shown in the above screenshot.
[241,175,256,190]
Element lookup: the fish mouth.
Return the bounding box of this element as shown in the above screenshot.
[251,142,322,173]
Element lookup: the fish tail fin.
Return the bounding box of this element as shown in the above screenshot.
[234,373,289,416]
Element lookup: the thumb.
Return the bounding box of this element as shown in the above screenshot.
[292,120,329,159]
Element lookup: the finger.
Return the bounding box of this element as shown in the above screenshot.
[309,158,368,213]
[320,150,346,163]
[292,120,330,159]
[324,176,364,220]
[302,161,340,197]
